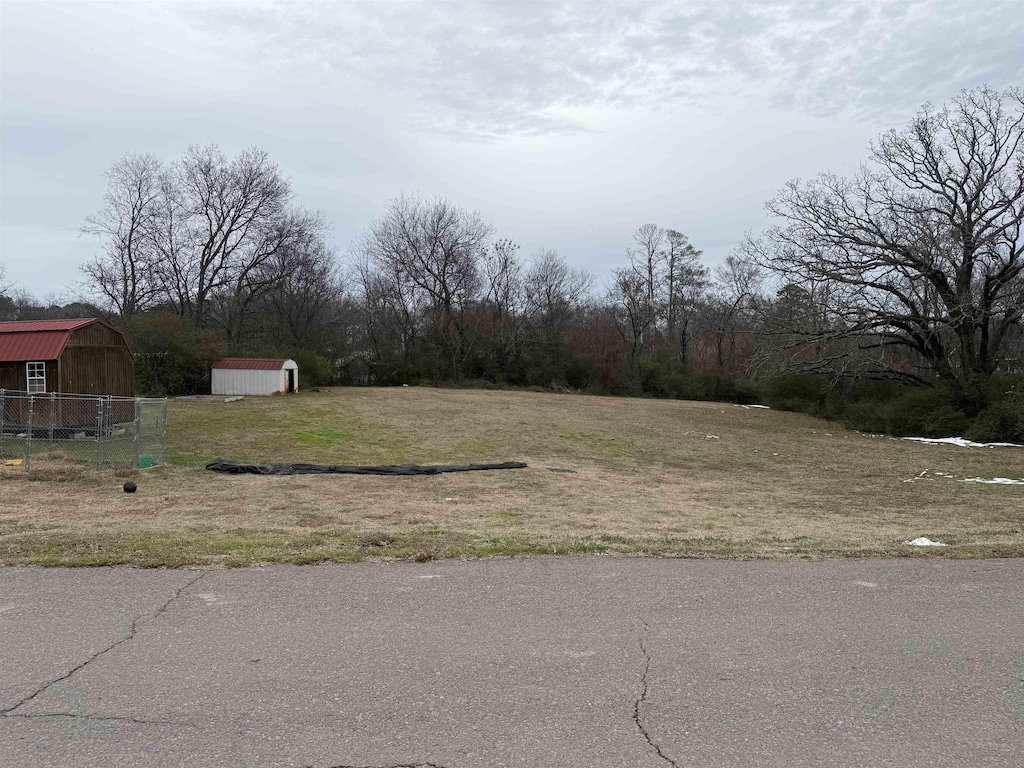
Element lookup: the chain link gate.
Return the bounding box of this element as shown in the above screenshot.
[0,390,167,472]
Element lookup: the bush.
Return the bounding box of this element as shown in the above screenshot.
[762,374,831,413]
[283,349,334,388]
[630,359,763,404]
[762,372,1024,442]
[965,378,1024,443]
[564,357,595,391]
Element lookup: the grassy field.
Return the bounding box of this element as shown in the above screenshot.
[1,387,1023,567]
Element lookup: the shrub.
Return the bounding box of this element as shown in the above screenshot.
[761,374,830,413]
[283,349,334,388]
[762,372,1024,442]
[965,377,1024,443]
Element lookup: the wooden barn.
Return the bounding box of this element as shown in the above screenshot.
[0,319,134,396]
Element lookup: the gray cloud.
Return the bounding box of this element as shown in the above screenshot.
[2,0,1021,296]
[193,0,1024,139]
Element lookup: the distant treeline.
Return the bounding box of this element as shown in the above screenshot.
[2,86,1022,441]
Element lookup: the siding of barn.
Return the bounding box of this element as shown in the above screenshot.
[0,360,59,392]
[61,324,134,396]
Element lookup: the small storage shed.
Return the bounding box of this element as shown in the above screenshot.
[0,318,134,396]
[211,358,298,396]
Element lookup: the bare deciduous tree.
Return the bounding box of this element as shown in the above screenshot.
[663,229,708,363]
[703,253,764,373]
[363,194,493,377]
[610,264,658,366]
[81,154,164,318]
[84,146,328,337]
[524,248,592,341]
[174,146,296,328]
[483,239,525,365]
[631,223,665,308]
[261,236,346,349]
[755,86,1024,396]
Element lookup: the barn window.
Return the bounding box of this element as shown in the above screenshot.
[26,362,46,393]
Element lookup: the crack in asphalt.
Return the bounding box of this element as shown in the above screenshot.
[0,571,207,719]
[633,618,680,768]
[5,711,198,729]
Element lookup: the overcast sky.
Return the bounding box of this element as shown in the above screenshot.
[1,0,1022,299]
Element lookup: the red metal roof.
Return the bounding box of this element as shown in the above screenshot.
[0,319,98,333]
[211,358,293,371]
[0,331,70,362]
[0,318,129,362]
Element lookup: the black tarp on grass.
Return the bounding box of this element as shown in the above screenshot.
[206,459,528,476]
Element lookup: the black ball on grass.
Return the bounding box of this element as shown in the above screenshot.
[123,481,137,494]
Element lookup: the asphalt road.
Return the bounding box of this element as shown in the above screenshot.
[0,557,1021,768]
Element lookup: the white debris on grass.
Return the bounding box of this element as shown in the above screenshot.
[706,435,720,440]
[735,404,771,410]
[906,537,947,547]
[903,469,931,483]
[903,436,1024,448]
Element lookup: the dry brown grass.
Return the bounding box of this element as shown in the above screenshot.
[1,387,1022,566]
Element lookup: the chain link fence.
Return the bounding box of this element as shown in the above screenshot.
[0,390,167,472]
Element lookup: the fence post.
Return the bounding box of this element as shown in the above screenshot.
[95,397,103,470]
[0,389,5,446]
[48,392,55,443]
[25,395,34,472]
[161,398,168,467]
[133,398,141,471]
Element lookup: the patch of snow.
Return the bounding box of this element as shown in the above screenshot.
[960,477,1024,485]
[906,537,948,547]
[903,436,1024,448]
[748,404,770,409]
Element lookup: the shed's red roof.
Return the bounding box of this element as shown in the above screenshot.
[0,318,128,363]
[211,358,292,371]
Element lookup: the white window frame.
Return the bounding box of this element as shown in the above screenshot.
[26,361,46,393]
